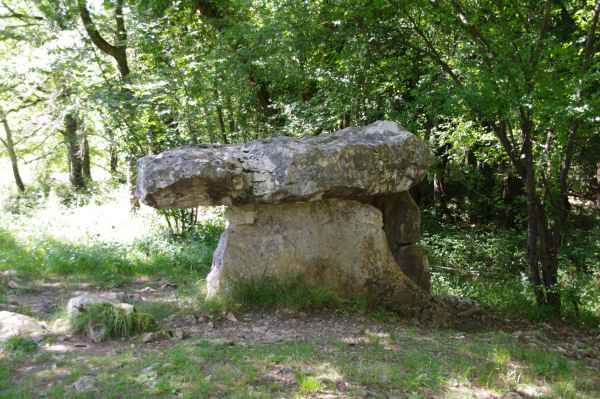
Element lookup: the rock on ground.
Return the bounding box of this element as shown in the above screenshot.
[0,311,46,341]
[66,294,133,316]
[69,376,102,392]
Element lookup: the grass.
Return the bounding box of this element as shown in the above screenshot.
[0,329,597,398]
[1,336,38,355]
[230,273,342,311]
[70,303,157,342]
[0,185,223,284]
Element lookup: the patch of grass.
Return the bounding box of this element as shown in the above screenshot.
[70,303,157,341]
[133,301,177,321]
[230,273,341,311]
[297,375,323,392]
[0,183,224,284]
[1,336,38,355]
[1,329,598,398]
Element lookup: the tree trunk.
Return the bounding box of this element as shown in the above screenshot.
[522,116,560,314]
[521,118,545,307]
[597,161,600,208]
[82,133,91,182]
[0,108,25,192]
[63,113,86,190]
[108,128,118,173]
[214,86,229,144]
[538,210,561,314]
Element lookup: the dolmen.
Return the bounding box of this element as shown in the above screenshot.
[135,121,449,326]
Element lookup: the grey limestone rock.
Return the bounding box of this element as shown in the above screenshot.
[66,295,117,316]
[0,311,46,341]
[135,121,434,208]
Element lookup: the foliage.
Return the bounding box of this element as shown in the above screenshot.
[422,212,600,326]
[70,303,157,341]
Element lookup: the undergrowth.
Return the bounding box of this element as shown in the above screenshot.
[422,211,600,327]
[1,336,38,355]
[0,184,224,283]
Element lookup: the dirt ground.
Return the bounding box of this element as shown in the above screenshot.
[3,277,599,362]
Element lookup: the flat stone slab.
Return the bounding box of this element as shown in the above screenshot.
[135,121,434,208]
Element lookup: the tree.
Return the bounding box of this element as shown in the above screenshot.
[0,105,25,192]
[398,0,600,312]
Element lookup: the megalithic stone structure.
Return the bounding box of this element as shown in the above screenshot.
[135,121,449,326]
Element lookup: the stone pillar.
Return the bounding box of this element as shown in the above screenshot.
[365,191,430,291]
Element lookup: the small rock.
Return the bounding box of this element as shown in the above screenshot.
[1,270,18,277]
[140,287,156,294]
[7,280,21,289]
[252,325,268,334]
[141,363,160,375]
[182,315,198,325]
[142,330,171,343]
[540,322,552,330]
[69,376,101,392]
[206,321,214,329]
[173,328,187,340]
[224,313,238,322]
[141,333,153,343]
[275,366,294,375]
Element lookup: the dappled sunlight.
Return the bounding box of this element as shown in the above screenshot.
[5,185,161,245]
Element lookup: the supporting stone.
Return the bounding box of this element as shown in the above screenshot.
[206,198,447,324]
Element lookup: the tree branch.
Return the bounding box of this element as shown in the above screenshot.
[77,0,129,76]
[0,1,43,21]
[406,15,462,86]
[558,0,600,198]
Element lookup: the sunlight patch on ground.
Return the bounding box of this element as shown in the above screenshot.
[2,187,159,245]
